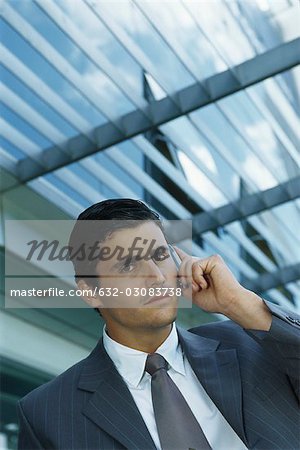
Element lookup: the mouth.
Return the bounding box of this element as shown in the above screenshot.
[144,294,172,305]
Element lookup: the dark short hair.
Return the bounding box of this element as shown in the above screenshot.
[68,199,164,314]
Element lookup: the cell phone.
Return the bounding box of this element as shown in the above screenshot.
[168,244,181,270]
[168,244,183,290]
[168,244,191,291]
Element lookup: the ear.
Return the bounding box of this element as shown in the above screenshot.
[77,279,104,309]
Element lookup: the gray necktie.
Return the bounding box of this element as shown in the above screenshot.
[145,353,212,450]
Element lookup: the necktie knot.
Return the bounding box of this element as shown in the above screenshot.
[145,353,168,376]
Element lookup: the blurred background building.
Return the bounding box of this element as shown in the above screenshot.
[0,0,300,448]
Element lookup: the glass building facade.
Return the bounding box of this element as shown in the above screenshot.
[0,1,299,448]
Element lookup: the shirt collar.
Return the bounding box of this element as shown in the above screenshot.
[103,323,185,388]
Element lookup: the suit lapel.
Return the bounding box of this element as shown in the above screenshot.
[177,327,248,447]
[78,340,156,450]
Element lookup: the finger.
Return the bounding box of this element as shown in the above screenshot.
[178,257,197,290]
[173,246,189,261]
[177,256,191,279]
[179,258,202,285]
[192,263,208,289]
[192,283,201,293]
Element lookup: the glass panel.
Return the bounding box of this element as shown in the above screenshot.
[69,159,125,199]
[99,141,144,197]
[7,0,135,117]
[0,65,78,138]
[248,69,300,156]
[268,200,300,247]
[160,116,240,202]
[0,136,26,160]
[260,0,293,14]
[43,173,91,209]
[184,0,299,64]
[0,17,106,126]
[135,0,227,80]
[256,202,300,265]
[0,102,51,150]
[182,0,256,66]
[177,150,228,207]
[55,0,144,99]
[232,0,300,50]
[190,104,278,190]
[218,90,297,183]
[92,0,194,92]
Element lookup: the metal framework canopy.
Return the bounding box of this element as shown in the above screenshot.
[1,38,299,189]
[0,0,300,310]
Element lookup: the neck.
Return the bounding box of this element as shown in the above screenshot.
[105,323,173,354]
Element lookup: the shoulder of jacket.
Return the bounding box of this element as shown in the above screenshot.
[19,353,89,408]
[188,318,247,340]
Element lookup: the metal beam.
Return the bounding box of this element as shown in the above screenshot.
[192,176,300,234]
[243,263,300,293]
[161,176,300,241]
[1,38,299,191]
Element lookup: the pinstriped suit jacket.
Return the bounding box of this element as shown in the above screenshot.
[17,300,300,450]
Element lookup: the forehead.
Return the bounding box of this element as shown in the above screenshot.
[104,221,166,247]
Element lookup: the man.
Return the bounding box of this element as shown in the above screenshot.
[18,199,300,450]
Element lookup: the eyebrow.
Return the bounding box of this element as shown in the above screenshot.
[111,255,138,271]
[111,245,169,270]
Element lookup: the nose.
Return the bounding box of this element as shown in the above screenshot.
[145,259,166,288]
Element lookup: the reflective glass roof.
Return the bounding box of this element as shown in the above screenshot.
[1,0,300,312]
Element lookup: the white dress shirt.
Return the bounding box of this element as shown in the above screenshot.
[103,324,248,450]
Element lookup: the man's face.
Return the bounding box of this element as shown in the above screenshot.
[95,221,179,331]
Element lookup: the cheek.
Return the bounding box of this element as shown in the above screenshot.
[162,261,178,280]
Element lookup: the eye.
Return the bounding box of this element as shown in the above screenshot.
[120,261,136,273]
[153,247,169,262]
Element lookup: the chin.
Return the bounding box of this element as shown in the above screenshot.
[148,307,177,328]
